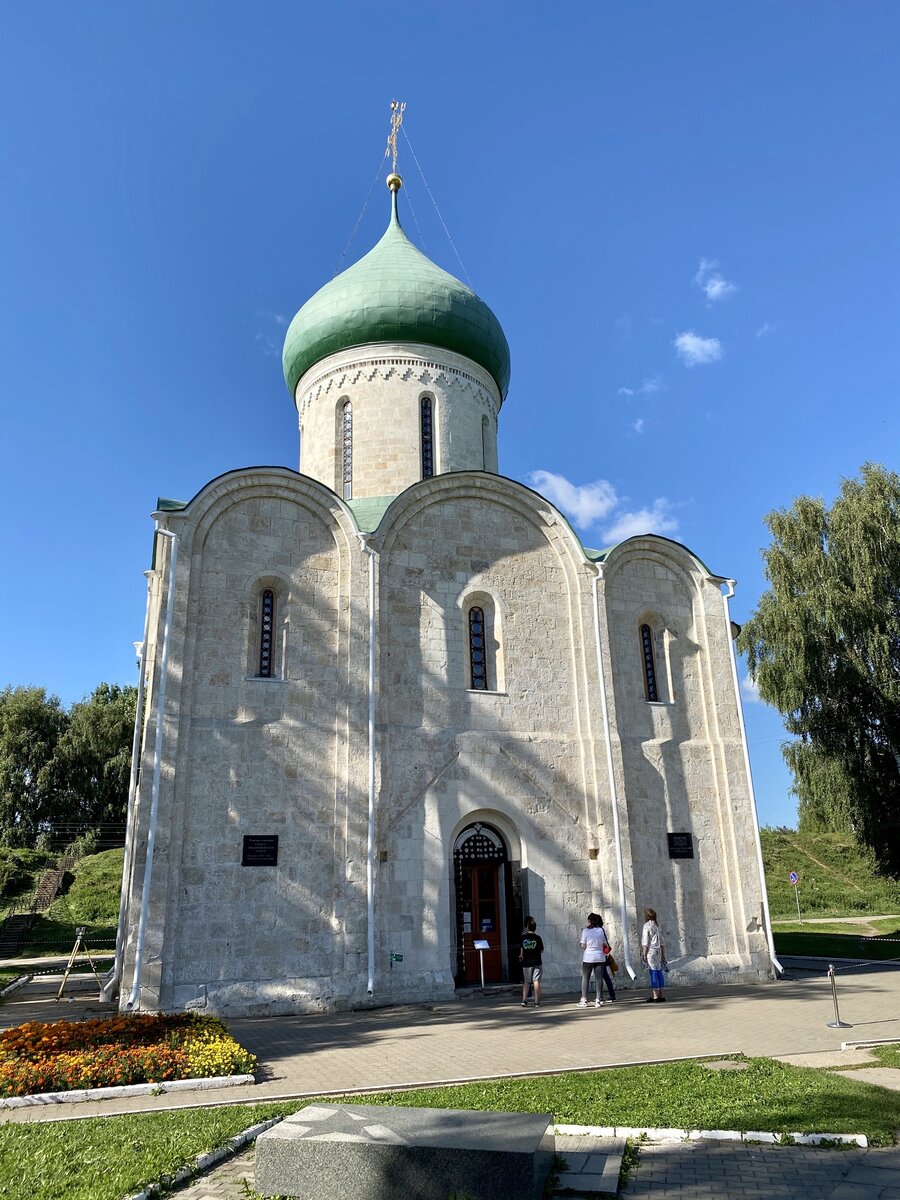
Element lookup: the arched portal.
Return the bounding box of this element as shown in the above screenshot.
[452,821,523,986]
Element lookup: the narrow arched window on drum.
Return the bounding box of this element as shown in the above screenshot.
[468,606,488,690]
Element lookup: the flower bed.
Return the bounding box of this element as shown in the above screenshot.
[0,1014,257,1097]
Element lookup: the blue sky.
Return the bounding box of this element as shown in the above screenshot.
[2,3,898,828]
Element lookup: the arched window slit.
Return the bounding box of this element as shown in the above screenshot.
[259,590,276,678]
[341,400,352,499]
[640,623,659,702]
[468,606,488,690]
[421,396,434,479]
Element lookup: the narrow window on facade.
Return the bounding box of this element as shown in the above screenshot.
[468,606,489,690]
[341,400,352,499]
[258,589,276,678]
[640,623,660,702]
[481,415,489,470]
[421,395,434,478]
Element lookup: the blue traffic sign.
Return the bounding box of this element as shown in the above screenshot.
[789,871,799,885]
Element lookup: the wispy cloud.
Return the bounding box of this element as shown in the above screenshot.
[618,375,663,399]
[254,309,289,357]
[695,258,737,303]
[639,374,663,395]
[613,313,632,339]
[741,674,762,704]
[674,330,724,367]
[529,470,678,543]
[632,417,645,434]
[755,321,772,339]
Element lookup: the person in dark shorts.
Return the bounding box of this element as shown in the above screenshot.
[519,916,544,1007]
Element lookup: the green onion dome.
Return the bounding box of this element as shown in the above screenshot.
[282,185,511,401]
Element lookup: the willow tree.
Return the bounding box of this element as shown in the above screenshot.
[739,463,900,874]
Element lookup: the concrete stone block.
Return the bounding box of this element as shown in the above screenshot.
[254,1103,554,1200]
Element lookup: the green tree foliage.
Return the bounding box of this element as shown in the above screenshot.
[740,463,900,873]
[53,684,137,826]
[0,683,136,847]
[0,687,68,845]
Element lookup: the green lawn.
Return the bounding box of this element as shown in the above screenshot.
[11,849,123,957]
[762,829,900,920]
[0,1102,296,1200]
[773,930,900,961]
[772,918,900,936]
[2,1056,900,1198]
[356,1056,900,1145]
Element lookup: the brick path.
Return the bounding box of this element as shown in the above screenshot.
[627,1140,900,1198]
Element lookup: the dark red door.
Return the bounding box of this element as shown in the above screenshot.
[462,862,503,982]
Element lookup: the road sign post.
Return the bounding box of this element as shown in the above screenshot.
[789,871,802,923]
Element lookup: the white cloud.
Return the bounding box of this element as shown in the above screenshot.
[528,471,618,527]
[632,417,645,434]
[618,375,663,399]
[674,330,724,367]
[741,674,762,703]
[755,321,772,339]
[695,258,737,303]
[613,313,632,338]
[601,499,678,543]
[529,471,678,543]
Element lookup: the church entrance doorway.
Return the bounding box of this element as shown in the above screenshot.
[452,822,523,986]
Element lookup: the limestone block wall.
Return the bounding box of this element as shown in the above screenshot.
[601,539,771,983]
[369,474,608,1000]
[119,467,772,1018]
[120,469,370,1015]
[295,343,501,498]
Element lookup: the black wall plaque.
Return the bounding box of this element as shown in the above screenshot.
[242,834,279,866]
[667,832,694,860]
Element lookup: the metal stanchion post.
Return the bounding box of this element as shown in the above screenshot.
[479,947,486,992]
[826,963,851,1029]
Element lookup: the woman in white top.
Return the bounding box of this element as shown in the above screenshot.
[641,907,668,1002]
[577,913,616,1007]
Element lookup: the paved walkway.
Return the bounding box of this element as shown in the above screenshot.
[2,968,900,1197]
[3,965,899,1122]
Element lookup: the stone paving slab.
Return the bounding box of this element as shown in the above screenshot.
[774,1049,878,1069]
[555,1134,623,1196]
[837,1068,900,1092]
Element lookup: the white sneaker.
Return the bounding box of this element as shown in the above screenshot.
[594,999,603,1007]
[577,998,588,1007]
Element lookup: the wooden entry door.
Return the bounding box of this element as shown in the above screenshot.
[461,862,503,983]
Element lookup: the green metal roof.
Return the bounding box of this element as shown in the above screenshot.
[345,494,396,532]
[282,191,511,400]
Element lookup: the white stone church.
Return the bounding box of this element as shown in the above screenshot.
[114,175,777,1015]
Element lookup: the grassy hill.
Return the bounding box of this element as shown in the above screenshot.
[761,829,900,920]
[0,848,123,957]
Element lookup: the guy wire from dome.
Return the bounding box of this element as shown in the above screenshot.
[282,107,511,402]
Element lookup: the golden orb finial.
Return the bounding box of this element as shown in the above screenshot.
[387,172,403,192]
